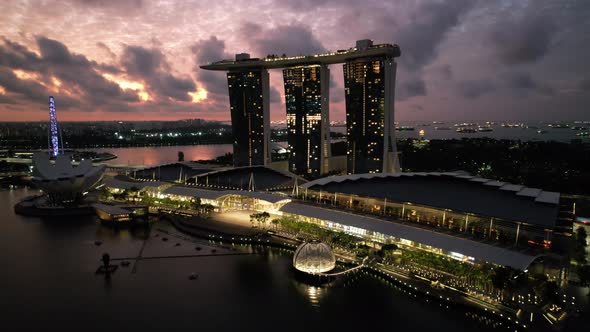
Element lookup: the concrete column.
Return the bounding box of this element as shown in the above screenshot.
[383,58,400,173]
[261,69,271,166]
[320,64,331,174]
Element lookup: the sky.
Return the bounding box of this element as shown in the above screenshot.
[0,0,589,122]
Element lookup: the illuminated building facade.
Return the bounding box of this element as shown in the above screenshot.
[227,67,270,167]
[283,65,330,176]
[201,40,401,175]
[344,41,399,174]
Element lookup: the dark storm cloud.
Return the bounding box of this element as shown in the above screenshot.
[0,67,49,102]
[457,79,496,99]
[121,45,195,102]
[379,0,476,71]
[579,77,590,91]
[503,72,554,96]
[432,65,453,81]
[35,37,142,103]
[0,36,144,109]
[96,42,117,62]
[66,0,144,13]
[121,45,165,76]
[38,37,72,64]
[270,87,282,103]
[489,14,557,65]
[191,36,231,95]
[0,37,44,72]
[400,79,427,99]
[243,23,326,56]
[0,95,17,104]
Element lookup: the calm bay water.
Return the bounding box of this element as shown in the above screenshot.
[0,188,516,331]
[91,144,233,166]
[89,123,587,167]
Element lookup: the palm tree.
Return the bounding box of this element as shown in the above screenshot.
[191,198,202,215]
[258,212,270,229]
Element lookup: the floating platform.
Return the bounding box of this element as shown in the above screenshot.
[95,265,118,274]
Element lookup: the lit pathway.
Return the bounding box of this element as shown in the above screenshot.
[313,256,368,277]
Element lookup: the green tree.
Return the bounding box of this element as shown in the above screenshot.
[200,203,215,218]
[255,212,270,229]
[577,265,590,290]
[178,151,185,162]
[576,226,588,247]
[249,213,257,228]
[192,198,202,215]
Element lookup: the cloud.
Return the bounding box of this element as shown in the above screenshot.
[269,86,282,104]
[399,78,427,100]
[121,45,195,101]
[579,77,590,91]
[503,71,554,96]
[96,42,117,62]
[378,0,476,71]
[66,0,145,14]
[242,23,326,57]
[457,79,496,99]
[489,13,557,65]
[191,36,231,95]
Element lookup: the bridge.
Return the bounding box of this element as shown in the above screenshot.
[311,256,368,277]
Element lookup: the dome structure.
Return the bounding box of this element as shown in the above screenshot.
[31,152,106,204]
[293,241,336,274]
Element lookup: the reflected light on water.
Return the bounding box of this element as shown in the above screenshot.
[90,145,233,166]
[306,286,323,307]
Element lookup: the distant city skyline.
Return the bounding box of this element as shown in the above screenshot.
[1,0,589,122]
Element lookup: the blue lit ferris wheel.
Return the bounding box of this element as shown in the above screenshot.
[48,96,62,157]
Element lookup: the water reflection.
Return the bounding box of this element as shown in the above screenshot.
[90,145,233,166]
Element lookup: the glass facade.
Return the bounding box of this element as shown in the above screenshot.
[344,58,397,174]
[227,70,270,167]
[298,188,553,250]
[283,65,330,176]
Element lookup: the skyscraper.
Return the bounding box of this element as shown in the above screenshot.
[227,68,270,167]
[283,65,330,176]
[344,40,399,174]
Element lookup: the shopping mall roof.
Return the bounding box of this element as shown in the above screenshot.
[193,165,304,191]
[103,177,170,190]
[280,202,542,270]
[163,185,291,204]
[300,172,559,228]
[163,186,228,200]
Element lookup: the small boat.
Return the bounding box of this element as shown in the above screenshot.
[477,126,493,132]
[434,126,451,130]
[537,130,547,134]
[548,123,569,128]
[189,273,198,280]
[576,132,589,137]
[395,126,415,131]
[456,127,477,133]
